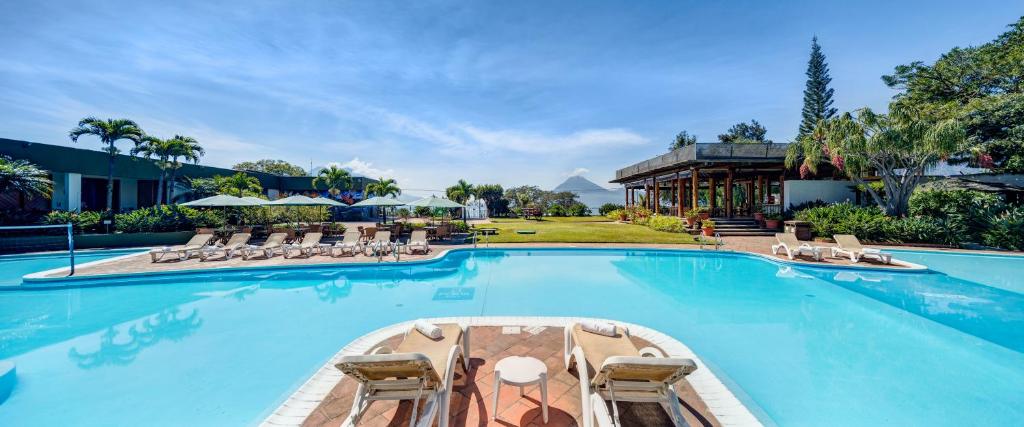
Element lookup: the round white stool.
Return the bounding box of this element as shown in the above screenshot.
[492,355,549,423]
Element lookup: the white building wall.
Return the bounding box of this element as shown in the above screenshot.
[119,178,138,209]
[51,172,82,211]
[783,180,856,208]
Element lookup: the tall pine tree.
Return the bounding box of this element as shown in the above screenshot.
[798,37,837,139]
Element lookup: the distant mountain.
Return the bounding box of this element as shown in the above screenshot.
[553,175,609,192]
[551,175,624,214]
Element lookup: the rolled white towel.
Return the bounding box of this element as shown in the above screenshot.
[581,320,617,337]
[414,320,443,339]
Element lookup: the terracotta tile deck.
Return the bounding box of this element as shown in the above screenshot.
[302,326,719,427]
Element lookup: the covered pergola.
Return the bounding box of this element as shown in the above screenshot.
[611,143,793,218]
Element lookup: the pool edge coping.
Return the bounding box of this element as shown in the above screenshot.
[259,316,764,427]
[16,246,927,289]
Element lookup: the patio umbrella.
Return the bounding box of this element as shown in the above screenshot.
[180,194,262,226]
[268,195,348,225]
[240,196,271,205]
[408,196,466,224]
[351,196,406,223]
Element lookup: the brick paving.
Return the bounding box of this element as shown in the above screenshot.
[303,326,718,427]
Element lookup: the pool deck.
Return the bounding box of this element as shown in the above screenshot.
[33,235,929,280]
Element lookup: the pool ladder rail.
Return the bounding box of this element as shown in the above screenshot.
[699,232,724,251]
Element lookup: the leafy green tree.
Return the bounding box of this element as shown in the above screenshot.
[668,130,698,151]
[883,17,1024,172]
[799,37,837,139]
[217,172,262,197]
[473,184,505,216]
[504,185,544,210]
[165,136,204,202]
[131,136,176,204]
[364,177,400,197]
[69,117,145,210]
[0,156,52,201]
[446,179,474,220]
[311,165,352,196]
[786,103,966,216]
[233,159,308,176]
[718,120,772,144]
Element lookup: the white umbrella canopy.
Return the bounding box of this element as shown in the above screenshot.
[268,195,347,206]
[240,196,271,205]
[180,194,261,207]
[350,196,406,207]
[407,196,465,208]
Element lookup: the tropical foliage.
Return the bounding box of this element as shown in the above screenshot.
[668,130,698,151]
[114,205,223,233]
[598,203,624,216]
[446,179,474,204]
[312,165,352,196]
[131,136,176,204]
[364,177,400,197]
[718,120,772,144]
[217,172,262,197]
[982,207,1024,250]
[44,210,102,233]
[474,184,506,216]
[0,156,52,199]
[232,159,308,176]
[68,117,145,209]
[164,135,204,202]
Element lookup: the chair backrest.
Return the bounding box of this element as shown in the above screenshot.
[436,225,450,238]
[263,233,287,247]
[410,229,427,242]
[223,233,251,248]
[185,233,215,247]
[834,234,863,251]
[595,356,698,388]
[363,227,377,239]
[300,232,323,247]
[336,353,441,385]
[342,230,361,244]
[308,224,323,233]
[775,233,801,247]
[374,231,391,242]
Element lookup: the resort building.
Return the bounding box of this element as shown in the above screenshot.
[0,138,373,212]
[611,143,857,217]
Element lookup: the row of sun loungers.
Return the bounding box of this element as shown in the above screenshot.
[335,320,695,427]
[149,230,432,263]
[772,233,893,264]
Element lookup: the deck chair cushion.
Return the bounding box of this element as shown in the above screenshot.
[395,323,464,382]
[336,353,440,383]
[597,356,697,386]
[571,324,639,378]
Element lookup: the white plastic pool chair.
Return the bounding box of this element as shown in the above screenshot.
[831,234,892,264]
[331,230,364,257]
[335,322,469,427]
[199,233,250,261]
[564,322,697,427]
[405,229,430,254]
[283,232,323,258]
[771,233,823,261]
[363,230,392,256]
[149,233,215,262]
[241,233,288,260]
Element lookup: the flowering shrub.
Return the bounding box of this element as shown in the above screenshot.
[645,215,686,233]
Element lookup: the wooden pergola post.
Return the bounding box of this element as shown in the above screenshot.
[725,167,734,218]
[691,168,699,209]
[709,176,717,214]
[779,173,786,208]
[677,175,685,216]
[757,175,764,205]
[652,177,660,214]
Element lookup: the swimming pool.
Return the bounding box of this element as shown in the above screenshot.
[0,249,1021,426]
[889,249,1024,294]
[0,248,144,287]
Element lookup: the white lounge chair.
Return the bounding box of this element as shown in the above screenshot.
[564,322,697,427]
[283,232,324,258]
[149,233,215,262]
[771,233,823,261]
[405,229,430,254]
[335,322,469,427]
[199,233,251,261]
[363,230,392,256]
[242,233,288,260]
[330,230,364,257]
[831,234,893,264]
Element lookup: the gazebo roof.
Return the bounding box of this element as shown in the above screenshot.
[611,143,790,184]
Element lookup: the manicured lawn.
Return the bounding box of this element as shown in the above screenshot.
[475,217,698,244]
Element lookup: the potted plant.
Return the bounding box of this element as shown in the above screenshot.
[701,219,716,237]
[617,210,628,222]
[685,208,700,227]
[764,213,782,230]
[752,204,764,224]
[698,207,710,220]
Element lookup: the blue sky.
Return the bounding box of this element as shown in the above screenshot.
[0,1,1020,195]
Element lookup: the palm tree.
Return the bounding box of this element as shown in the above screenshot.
[165,135,204,202]
[218,172,262,197]
[312,166,352,196]
[69,117,145,210]
[0,156,52,206]
[364,177,400,198]
[446,179,474,220]
[131,136,176,204]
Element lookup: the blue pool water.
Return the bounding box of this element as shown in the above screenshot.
[0,249,144,287]
[0,249,1021,426]
[890,249,1024,294]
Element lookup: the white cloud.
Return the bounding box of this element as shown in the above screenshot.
[458,126,647,154]
[567,167,590,177]
[330,158,395,179]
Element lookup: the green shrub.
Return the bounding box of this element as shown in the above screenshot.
[45,210,103,233]
[794,202,890,241]
[450,220,469,233]
[114,205,224,233]
[883,216,958,245]
[624,206,652,224]
[546,205,567,217]
[567,203,591,217]
[982,207,1024,250]
[645,215,686,233]
[598,203,624,216]
[909,188,1004,242]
